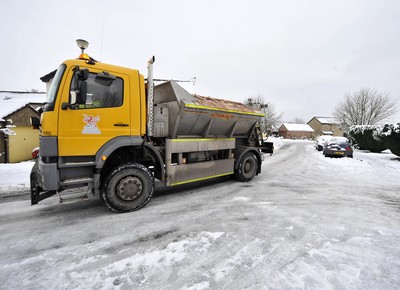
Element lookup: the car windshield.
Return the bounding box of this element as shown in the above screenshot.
[44,64,66,111]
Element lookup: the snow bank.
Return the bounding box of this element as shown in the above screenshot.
[0,161,34,195]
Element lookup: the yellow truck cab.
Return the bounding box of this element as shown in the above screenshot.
[31,39,267,213]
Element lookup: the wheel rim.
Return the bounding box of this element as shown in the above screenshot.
[243,156,256,177]
[244,160,252,173]
[116,176,143,201]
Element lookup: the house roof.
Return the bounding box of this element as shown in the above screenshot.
[321,130,333,135]
[40,70,56,83]
[2,103,40,120]
[312,117,339,124]
[0,91,46,122]
[279,123,314,132]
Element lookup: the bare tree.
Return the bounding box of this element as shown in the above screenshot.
[244,95,283,133]
[334,88,398,130]
[292,118,305,124]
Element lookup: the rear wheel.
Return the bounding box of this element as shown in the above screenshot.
[234,152,258,182]
[102,163,154,213]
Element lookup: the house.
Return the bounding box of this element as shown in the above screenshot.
[307,117,344,137]
[40,70,56,93]
[0,91,46,163]
[278,123,314,139]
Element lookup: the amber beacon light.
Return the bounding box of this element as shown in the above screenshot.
[76,39,90,60]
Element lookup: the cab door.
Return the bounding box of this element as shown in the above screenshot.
[58,67,131,157]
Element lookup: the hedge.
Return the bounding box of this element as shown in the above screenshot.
[348,125,387,153]
[379,123,400,157]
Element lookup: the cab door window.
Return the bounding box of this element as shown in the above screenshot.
[71,70,123,109]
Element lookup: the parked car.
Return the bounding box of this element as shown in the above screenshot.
[315,135,332,151]
[323,141,353,158]
[318,136,349,151]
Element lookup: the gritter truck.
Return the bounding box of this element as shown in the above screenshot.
[30,39,269,212]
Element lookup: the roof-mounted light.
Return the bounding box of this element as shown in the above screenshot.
[76,39,90,60]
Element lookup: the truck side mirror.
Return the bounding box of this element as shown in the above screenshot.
[30,116,41,129]
[64,81,87,110]
[64,68,90,110]
[77,81,88,104]
[74,68,89,104]
[79,69,89,81]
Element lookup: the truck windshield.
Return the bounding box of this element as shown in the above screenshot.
[44,64,66,112]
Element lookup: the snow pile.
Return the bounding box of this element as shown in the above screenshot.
[0,161,34,195]
[266,136,284,151]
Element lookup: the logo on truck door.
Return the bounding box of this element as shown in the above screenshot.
[82,114,101,134]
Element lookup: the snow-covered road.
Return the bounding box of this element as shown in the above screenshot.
[0,140,399,289]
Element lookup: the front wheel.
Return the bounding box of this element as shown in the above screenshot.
[102,163,155,213]
[234,152,259,182]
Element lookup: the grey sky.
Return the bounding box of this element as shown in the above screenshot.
[1,0,399,122]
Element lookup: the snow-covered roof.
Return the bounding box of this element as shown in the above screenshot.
[314,117,339,124]
[0,91,46,121]
[280,123,314,132]
[321,130,333,135]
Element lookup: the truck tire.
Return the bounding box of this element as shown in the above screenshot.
[102,163,154,213]
[234,151,258,182]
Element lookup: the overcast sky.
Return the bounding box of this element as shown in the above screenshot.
[1,0,399,122]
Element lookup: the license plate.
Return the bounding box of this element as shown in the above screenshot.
[334,151,344,155]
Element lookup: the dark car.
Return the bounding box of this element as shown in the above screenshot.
[315,135,332,151]
[323,141,353,158]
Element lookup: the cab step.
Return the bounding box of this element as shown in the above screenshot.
[60,177,94,187]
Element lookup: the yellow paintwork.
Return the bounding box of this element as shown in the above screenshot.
[171,172,233,186]
[40,59,146,156]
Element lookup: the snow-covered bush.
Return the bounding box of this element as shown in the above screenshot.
[379,123,400,157]
[0,127,16,136]
[348,125,387,153]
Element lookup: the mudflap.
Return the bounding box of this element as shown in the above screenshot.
[261,141,274,155]
[30,161,56,205]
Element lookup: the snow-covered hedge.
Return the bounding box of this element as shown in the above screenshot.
[349,123,400,156]
[348,125,387,153]
[379,123,400,157]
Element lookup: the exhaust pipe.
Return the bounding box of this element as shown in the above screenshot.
[147,56,155,137]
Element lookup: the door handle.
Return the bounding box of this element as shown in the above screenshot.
[114,123,129,127]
